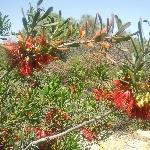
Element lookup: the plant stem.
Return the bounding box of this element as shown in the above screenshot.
[24,110,113,150]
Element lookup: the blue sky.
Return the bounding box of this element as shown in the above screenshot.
[0,0,150,37]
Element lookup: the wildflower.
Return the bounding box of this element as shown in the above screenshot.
[130,104,150,120]
[93,88,112,101]
[19,59,33,76]
[25,36,34,50]
[112,79,150,120]
[82,127,96,142]
[113,79,130,90]
[34,54,58,70]
[34,128,50,139]
[112,90,133,109]
[36,35,47,46]
[2,32,59,76]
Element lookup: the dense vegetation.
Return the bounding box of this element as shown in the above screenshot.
[0,0,150,149]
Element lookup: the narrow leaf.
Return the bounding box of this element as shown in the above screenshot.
[67,24,73,37]
[22,17,28,33]
[93,13,97,33]
[138,20,144,50]
[106,18,109,34]
[97,13,103,30]
[37,0,43,7]
[60,18,70,28]
[109,14,114,33]
[39,7,53,21]
[115,15,122,29]
[31,10,40,28]
[116,22,131,35]
[85,21,88,37]
[42,22,59,27]
[59,10,62,19]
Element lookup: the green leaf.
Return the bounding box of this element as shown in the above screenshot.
[60,18,70,28]
[138,20,144,50]
[97,13,103,30]
[136,62,145,72]
[22,17,28,33]
[37,0,44,7]
[116,22,131,35]
[130,37,139,63]
[53,30,64,38]
[59,10,62,19]
[93,13,97,33]
[31,10,41,28]
[115,15,122,29]
[39,7,53,21]
[32,30,37,37]
[106,18,109,34]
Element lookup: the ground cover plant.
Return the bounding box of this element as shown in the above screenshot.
[0,0,150,149]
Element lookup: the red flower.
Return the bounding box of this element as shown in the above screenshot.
[33,128,53,140]
[2,32,60,76]
[82,127,96,142]
[130,104,150,120]
[112,90,132,109]
[63,113,71,120]
[34,54,58,69]
[25,36,34,50]
[3,43,21,57]
[112,79,150,120]
[45,110,53,122]
[113,79,130,90]
[93,88,112,101]
[19,59,33,76]
[36,35,47,46]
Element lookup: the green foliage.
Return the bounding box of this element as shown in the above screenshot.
[0,12,11,36]
[21,2,53,36]
[68,63,86,84]
[119,19,150,93]
[21,1,79,41]
[94,63,110,81]
[1,1,150,149]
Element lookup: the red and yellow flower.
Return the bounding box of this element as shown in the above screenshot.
[2,33,58,76]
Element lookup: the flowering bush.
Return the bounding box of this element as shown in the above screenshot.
[3,33,58,76]
[0,0,150,150]
[93,79,150,120]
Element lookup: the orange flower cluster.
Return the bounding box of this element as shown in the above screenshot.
[3,33,58,76]
[93,88,112,101]
[93,80,150,120]
[81,127,96,142]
